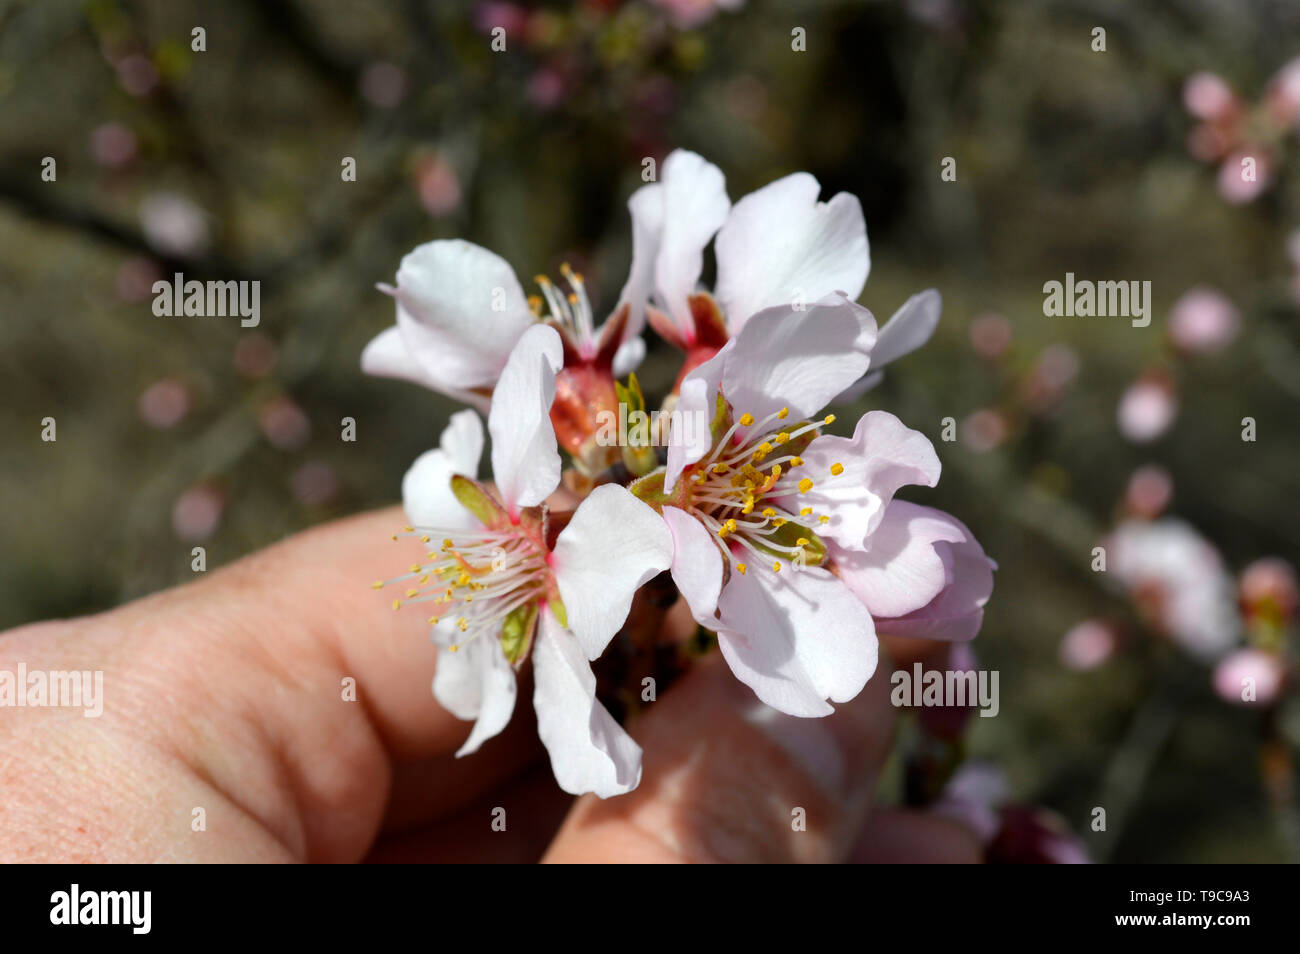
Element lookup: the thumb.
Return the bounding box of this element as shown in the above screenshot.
[543,651,897,863]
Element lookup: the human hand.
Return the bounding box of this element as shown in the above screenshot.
[0,507,980,863]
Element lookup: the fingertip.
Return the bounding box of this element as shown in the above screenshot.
[545,651,898,863]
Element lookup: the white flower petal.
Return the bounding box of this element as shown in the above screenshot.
[532,609,643,797]
[665,341,731,490]
[619,181,665,341]
[720,292,877,424]
[552,485,674,660]
[715,564,878,717]
[488,324,563,513]
[361,326,491,413]
[831,369,884,406]
[401,411,486,532]
[653,150,730,340]
[386,239,535,390]
[714,172,869,334]
[870,289,941,368]
[611,335,646,379]
[431,635,518,757]
[440,409,485,476]
[663,505,725,626]
[780,411,940,550]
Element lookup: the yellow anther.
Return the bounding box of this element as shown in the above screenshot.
[830,462,844,476]
[405,588,418,598]
[403,525,413,532]
[457,617,469,632]
[392,599,402,610]
[800,507,812,516]
[443,538,455,548]
[457,573,471,586]
[798,477,814,494]
[769,464,782,480]
[428,616,439,625]
[773,518,788,527]
[777,407,789,420]
[736,562,747,575]
[371,580,384,589]
[712,462,730,474]
[796,537,810,547]
[527,294,543,314]
[560,262,574,277]
[420,534,430,543]
[740,413,754,426]
[418,574,430,584]
[535,274,551,286]
[773,561,782,573]
[717,524,731,538]
[567,293,579,304]
[819,515,830,524]
[791,456,804,467]
[741,497,755,515]
[726,519,738,533]
[776,432,790,444]
[823,414,836,425]
[762,508,777,518]
[448,644,459,653]
[410,564,422,573]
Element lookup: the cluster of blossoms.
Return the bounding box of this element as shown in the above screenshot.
[1062,468,1296,710]
[1183,60,1300,204]
[363,150,995,797]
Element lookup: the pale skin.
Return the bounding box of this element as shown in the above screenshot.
[0,507,981,863]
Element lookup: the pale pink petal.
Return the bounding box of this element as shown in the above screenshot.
[779,411,940,550]
[857,506,995,642]
[1213,648,1286,706]
[870,289,941,368]
[829,499,957,618]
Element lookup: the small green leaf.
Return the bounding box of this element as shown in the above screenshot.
[500,602,538,665]
[629,468,676,512]
[450,475,509,529]
[547,597,568,630]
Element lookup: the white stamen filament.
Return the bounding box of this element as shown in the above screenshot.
[684,408,843,573]
[376,525,548,650]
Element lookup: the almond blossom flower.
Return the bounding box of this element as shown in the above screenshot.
[1107,518,1240,660]
[621,149,940,384]
[376,325,673,797]
[631,294,994,716]
[362,238,645,415]
[1213,648,1287,706]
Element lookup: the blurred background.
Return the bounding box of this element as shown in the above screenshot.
[1,0,1298,861]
